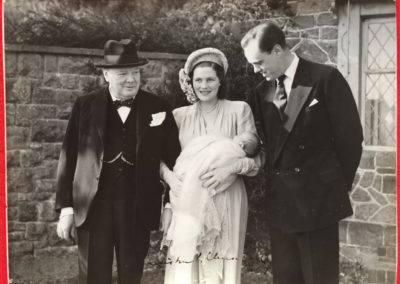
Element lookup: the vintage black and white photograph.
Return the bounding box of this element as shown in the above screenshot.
[4,0,397,283]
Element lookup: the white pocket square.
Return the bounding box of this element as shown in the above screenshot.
[309,99,319,107]
[150,112,166,127]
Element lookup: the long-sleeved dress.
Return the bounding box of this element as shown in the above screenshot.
[164,99,261,284]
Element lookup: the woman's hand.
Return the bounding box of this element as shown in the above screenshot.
[200,165,237,190]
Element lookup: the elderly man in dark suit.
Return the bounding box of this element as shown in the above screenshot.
[241,23,363,284]
[55,39,181,284]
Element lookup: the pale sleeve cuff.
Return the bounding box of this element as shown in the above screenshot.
[60,207,74,218]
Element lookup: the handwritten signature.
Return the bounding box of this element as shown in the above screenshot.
[163,252,238,265]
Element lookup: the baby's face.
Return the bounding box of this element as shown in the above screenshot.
[233,133,258,156]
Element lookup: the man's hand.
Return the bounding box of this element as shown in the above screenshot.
[160,207,172,234]
[57,214,75,242]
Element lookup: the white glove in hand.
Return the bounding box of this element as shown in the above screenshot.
[160,207,172,234]
[57,214,75,242]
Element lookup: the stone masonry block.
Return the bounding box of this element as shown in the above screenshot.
[141,61,163,78]
[6,167,34,193]
[320,27,338,40]
[43,73,62,89]
[339,221,348,243]
[293,15,315,29]
[8,231,25,242]
[285,29,301,37]
[377,270,385,282]
[58,56,97,75]
[297,1,332,14]
[359,171,375,188]
[318,40,338,63]
[18,192,53,203]
[294,39,328,63]
[5,53,18,76]
[32,87,78,105]
[44,55,58,73]
[317,12,338,26]
[384,226,396,246]
[372,175,382,191]
[301,28,319,39]
[382,175,396,194]
[376,152,395,168]
[16,105,58,127]
[348,222,383,247]
[367,187,387,206]
[78,75,100,92]
[359,151,375,170]
[18,54,44,79]
[39,201,58,222]
[7,150,20,168]
[31,119,68,143]
[376,168,396,174]
[26,222,47,240]
[354,203,379,221]
[31,167,56,182]
[18,203,38,222]
[8,241,34,256]
[42,143,62,160]
[20,150,42,167]
[35,179,56,193]
[6,126,30,150]
[61,74,80,90]
[350,188,371,202]
[7,193,19,207]
[6,77,32,103]
[353,171,361,186]
[8,222,26,232]
[387,271,395,282]
[6,103,16,126]
[371,205,396,224]
[8,207,18,221]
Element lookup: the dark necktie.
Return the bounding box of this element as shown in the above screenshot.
[273,74,287,117]
[113,98,134,109]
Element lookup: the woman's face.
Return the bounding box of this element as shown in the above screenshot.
[192,66,220,103]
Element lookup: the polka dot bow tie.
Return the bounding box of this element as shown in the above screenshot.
[113,98,134,109]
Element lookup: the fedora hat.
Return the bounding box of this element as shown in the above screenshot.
[96,39,148,68]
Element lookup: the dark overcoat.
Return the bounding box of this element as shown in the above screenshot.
[55,88,181,229]
[250,57,363,233]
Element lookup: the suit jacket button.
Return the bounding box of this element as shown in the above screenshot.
[294,167,300,172]
[298,144,305,150]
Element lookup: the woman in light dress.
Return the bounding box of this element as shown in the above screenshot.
[160,47,263,284]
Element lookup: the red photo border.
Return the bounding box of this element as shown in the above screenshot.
[0,1,398,283]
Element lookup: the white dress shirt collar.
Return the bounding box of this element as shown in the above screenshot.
[278,52,299,98]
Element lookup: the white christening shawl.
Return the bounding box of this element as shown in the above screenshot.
[162,134,246,278]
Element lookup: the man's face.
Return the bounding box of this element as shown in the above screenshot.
[244,40,283,81]
[103,67,141,100]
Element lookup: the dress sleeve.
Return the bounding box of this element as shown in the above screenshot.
[236,102,265,176]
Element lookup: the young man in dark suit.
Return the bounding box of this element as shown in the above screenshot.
[55,39,181,284]
[241,22,363,284]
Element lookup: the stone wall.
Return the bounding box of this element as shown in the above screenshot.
[5,44,187,283]
[5,0,397,283]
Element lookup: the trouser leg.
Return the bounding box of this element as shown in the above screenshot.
[270,224,339,284]
[76,199,114,284]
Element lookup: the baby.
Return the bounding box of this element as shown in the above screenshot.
[161,131,260,262]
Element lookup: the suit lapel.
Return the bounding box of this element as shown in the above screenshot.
[91,88,109,148]
[274,58,314,164]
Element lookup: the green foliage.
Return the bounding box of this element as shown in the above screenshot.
[5,0,289,101]
[339,260,368,284]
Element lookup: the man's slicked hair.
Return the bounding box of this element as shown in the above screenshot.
[241,22,286,53]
